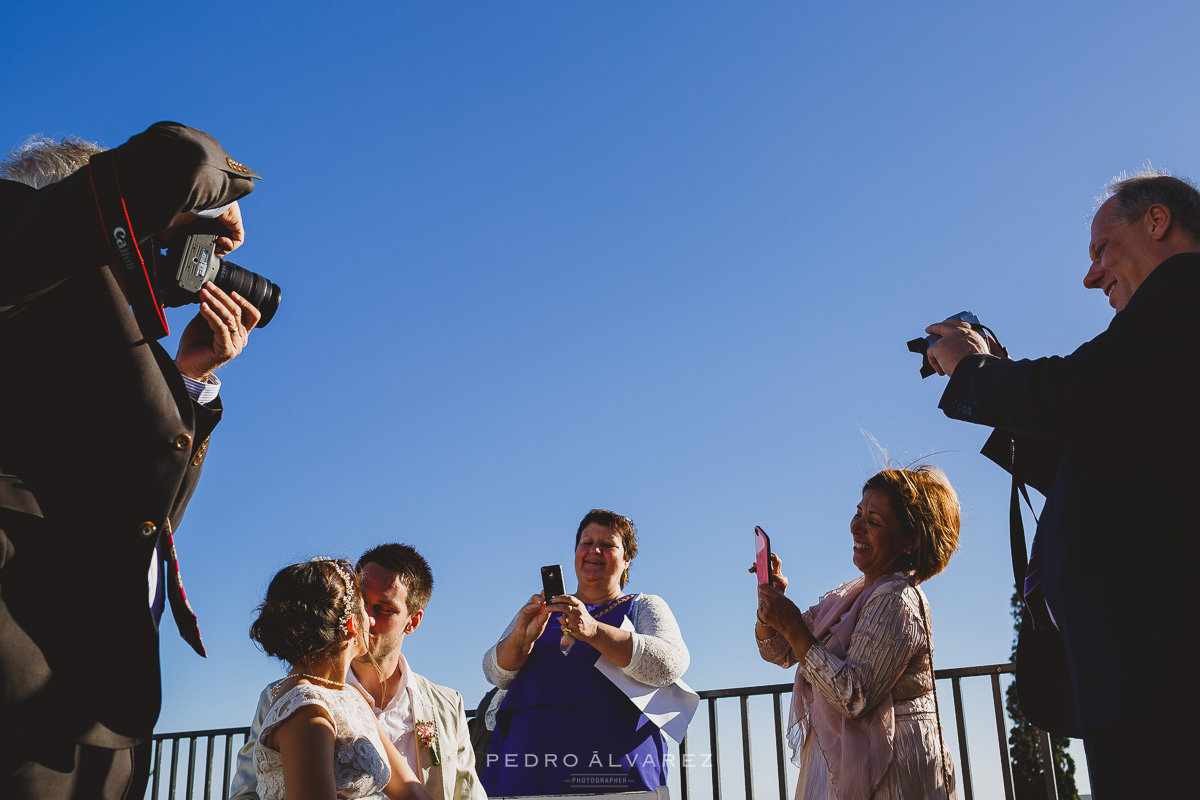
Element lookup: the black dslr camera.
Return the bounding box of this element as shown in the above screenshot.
[160,219,281,327]
[88,149,277,341]
[907,311,1004,378]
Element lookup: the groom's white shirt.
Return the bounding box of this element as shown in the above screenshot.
[347,653,420,771]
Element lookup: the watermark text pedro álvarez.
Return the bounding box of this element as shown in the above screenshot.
[486,750,713,784]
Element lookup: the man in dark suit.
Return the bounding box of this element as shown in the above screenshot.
[924,173,1200,797]
[1,122,262,799]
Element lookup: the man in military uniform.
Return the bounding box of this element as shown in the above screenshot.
[1,122,262,799]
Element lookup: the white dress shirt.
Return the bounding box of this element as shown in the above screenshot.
[348,653,419,771]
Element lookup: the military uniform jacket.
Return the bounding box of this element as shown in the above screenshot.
[0,122,257,752]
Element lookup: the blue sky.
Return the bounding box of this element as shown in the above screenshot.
[7,2,1199,795]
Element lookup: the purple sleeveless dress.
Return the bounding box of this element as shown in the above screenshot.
[482,595,667,796]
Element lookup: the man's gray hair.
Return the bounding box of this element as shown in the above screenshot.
[0,135,106,189]
[1106,170,1200,245]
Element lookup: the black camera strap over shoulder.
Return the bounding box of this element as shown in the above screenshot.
[87,150,170,340]
[1006,437,1075,735]
[1010,471,1036,611]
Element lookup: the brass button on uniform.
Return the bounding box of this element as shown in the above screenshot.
[192,436,210,467]
[139,521,158,538]
[174,433,193,451]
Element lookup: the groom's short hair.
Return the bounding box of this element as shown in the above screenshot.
[357,543,434,613]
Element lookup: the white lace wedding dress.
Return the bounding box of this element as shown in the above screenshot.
[254,683,392,799]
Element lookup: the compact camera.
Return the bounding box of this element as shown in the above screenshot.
[907,311,996,378]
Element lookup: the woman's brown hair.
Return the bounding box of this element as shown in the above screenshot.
[862,466,961,584]
[249,559,365,666]
[575,509,639,587]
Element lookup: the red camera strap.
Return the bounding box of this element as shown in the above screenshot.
[87,151,170,339]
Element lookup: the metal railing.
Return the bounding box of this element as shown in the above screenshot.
[148,726,249,800]
[147,662,1061,800]
[673,663,1060,800]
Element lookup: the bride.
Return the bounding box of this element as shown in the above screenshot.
[249,558,433,800]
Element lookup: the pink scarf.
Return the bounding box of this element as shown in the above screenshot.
[788,575,897,800]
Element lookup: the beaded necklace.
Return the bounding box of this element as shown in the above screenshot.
[271,672,347,699]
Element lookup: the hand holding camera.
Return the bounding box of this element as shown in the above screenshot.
[925,319,1006,377]
[162,209,276,381]
[174,282,262,381]
[165,202,245,256]
[908,311,1007,378]
[161,218,280,327]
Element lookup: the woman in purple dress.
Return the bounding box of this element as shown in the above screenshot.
[481,509,690,796]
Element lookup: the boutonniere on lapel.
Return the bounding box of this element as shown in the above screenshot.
[414,719,441,766]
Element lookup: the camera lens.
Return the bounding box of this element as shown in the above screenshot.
[215,260,281,327]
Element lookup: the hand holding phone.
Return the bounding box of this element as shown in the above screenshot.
[541,564,574,656]
[755,526,771,585]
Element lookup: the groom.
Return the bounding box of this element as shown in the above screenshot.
[231,543,485,800]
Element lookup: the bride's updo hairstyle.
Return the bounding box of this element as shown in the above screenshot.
[250,558,364,665]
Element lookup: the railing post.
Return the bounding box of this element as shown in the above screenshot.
[1036,728,1060,800]
[708,696,721,800]
[772,691,787,800]
[951,676,973,800]
[203,736,215,800]
[679,732,691,800]
[168,736,180,800]
[151,738,164,800]
[186,736,197,800]
[739,696,753,800]
[990,673,1016,800]
[223,734,236,800]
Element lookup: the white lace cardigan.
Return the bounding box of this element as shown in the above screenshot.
[481,593,689,730]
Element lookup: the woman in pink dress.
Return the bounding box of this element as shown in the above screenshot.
[755,467,960,800]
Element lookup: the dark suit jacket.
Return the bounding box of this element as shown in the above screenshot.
[0,123,256,757]
[938,253,1200,735]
